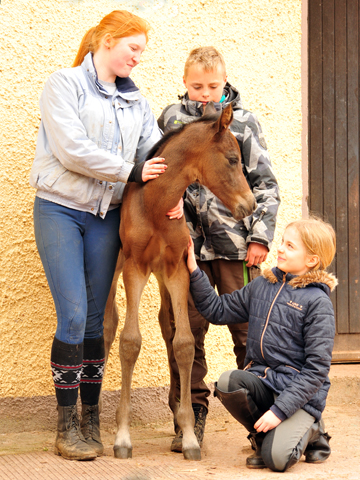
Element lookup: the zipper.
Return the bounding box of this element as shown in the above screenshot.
[260,274,286,359]
[244,360,254,371]
[250,207,267,230]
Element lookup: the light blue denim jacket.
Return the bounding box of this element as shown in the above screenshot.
[30,52,162,218]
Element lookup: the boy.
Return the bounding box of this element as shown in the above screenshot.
[158,47,280,451]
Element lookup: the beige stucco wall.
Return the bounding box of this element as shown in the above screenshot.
[0,0,303,399]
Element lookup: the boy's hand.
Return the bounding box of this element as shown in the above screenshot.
[187,236,197,273]
[245,243,268,267]
[166,197,184,220]
[254,410,281,433]
[142,157,167,182]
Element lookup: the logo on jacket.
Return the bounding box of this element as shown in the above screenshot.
[287,300,303,311]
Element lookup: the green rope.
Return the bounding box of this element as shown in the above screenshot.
[243,261,249,286]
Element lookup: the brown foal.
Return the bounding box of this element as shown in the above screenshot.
[103,104,256,461]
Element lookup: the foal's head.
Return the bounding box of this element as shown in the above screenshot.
[147,104,256,220]
[183,104,256,220]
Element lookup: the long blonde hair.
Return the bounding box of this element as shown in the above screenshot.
[286,217,336,271]
[73,10,150,67]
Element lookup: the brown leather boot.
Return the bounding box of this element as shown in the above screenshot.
[80,404,104,456]
[54,405,97,460]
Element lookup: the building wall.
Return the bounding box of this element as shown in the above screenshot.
[0,0,303,399]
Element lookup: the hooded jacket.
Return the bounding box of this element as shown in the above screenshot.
[189,265,337,421]
[30,52,162,219]
[158,83,280,261]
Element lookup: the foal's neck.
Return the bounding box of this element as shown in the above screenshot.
[143,151,195,217]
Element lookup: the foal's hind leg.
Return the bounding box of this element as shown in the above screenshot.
[157,280,180,429]
[163,266,201,461]
[113,259,150,459]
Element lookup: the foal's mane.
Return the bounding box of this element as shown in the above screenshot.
[146,111,220,161]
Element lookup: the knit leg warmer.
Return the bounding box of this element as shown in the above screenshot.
[51,337,83,407]
[80,336,105,406]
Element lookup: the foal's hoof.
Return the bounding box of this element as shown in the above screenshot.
[113,446,133,459]
[183,447,201,461]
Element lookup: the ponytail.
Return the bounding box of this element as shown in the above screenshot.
[73,27,97,67]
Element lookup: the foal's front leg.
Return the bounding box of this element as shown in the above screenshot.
[113,259,150,459]
[165,264,201,461]
[100,250,125,413]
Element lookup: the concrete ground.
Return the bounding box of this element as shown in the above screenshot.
[1,365,360,480]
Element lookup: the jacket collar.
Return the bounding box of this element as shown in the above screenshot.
[262,267,338,294]
[179,82,243,116]
[82,52,139,95]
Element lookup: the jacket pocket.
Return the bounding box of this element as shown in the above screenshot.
[40,164,68,188]
[285,365,300,373]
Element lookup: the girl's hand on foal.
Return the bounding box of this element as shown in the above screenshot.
[142,157,167,182]
[166,197,184,220]
[187,236,198,274]
[254,410,281,433]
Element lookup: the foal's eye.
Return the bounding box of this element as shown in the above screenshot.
[227,156,239,166]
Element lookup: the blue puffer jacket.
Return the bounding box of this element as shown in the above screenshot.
[190,266,337,421]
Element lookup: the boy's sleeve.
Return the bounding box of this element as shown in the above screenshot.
[233,112,280,251]
[157,104,175,133]
[189,268,250,325]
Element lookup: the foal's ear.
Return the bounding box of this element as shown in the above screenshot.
[203,102,217,116]
[215,104,233,133]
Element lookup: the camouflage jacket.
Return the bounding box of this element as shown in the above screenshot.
[158,83,280,261]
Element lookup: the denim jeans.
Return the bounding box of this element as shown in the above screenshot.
[33,197,121,344]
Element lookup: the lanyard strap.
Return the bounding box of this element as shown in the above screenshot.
[243,261,249,286]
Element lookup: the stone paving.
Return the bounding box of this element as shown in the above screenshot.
[1,365,360,480]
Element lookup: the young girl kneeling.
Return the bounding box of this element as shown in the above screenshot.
[187,217,337,472]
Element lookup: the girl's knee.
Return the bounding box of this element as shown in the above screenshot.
[261,430,290,472]
[56,309,88,344]
[218,368,257,393]
[217,369,238,392]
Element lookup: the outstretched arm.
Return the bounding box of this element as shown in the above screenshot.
[187,236,250,325]
[187,237,198,273]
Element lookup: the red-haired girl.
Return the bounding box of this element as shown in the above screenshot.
[30,10,180,461]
